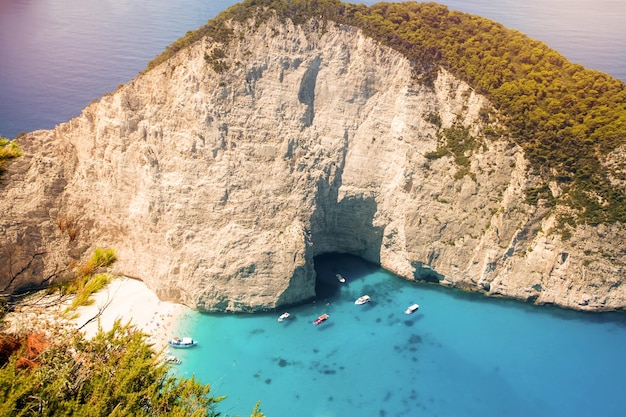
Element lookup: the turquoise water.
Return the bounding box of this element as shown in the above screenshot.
[171,254,626,417]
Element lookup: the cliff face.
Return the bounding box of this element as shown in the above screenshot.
[1,16,624,311]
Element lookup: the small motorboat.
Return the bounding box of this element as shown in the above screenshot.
[165,355,182,364]
[168,337,198,348]
[313,313,329,325]
[336,274,346,283]
[278,312,291,322]
[355,295,371,305]
[404,304,419,315]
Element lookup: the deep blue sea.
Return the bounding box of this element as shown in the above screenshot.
[2,1,626,416]
[1,0,625,138]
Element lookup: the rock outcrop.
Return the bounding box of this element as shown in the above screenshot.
[1,16,624,311]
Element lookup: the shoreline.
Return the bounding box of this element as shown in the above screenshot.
[3,277,193,354]
[72,277,192,352]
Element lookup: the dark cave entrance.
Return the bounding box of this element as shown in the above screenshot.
[312,252,380,301]
[312,254,446,305]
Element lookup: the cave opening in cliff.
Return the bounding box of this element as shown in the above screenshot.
[313,252,380,301]
[411,262,444,283]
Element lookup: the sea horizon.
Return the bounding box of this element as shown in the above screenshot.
[1,0,625,138]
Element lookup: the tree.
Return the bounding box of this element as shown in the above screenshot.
[0,321,265,417]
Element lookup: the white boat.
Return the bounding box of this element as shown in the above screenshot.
[278,312,290,322]
[404,304,419,314]
[336,274,346,283]
[168,337,197,348]
[355,295,371,305]
[165,355,182,364]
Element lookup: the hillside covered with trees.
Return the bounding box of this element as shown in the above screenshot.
[149,0,626,227]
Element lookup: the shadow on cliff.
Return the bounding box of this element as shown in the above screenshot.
[307,134,385,300]
[308,193,385,301]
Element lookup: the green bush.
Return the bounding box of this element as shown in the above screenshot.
[50,248,117,312]
[75,247,117,278]
[0,137,22,173]
[0,321,265,416]
[64,273,112,312]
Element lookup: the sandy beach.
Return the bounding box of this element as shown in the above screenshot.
[72,277,192,351]
[4,276,193,354]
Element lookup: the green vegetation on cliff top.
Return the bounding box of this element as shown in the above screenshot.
[148,0,626,226]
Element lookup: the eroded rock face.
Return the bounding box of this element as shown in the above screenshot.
[1,17,624,311]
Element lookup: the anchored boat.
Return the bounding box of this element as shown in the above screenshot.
[313,313,329,325]
[165,355,182,364]
[355,295,371,305]
[404,304,419,315]
[168,337,197,348]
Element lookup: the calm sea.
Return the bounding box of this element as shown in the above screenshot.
[2,1,626,416]
[1,0,625,138]
[172,254,626,417]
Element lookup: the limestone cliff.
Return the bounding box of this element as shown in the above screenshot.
[1,15,624,312]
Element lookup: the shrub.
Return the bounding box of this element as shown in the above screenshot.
[64,273,112,312]
[0,137,22,173]
[0,322,256,417]
[75,248,117,278]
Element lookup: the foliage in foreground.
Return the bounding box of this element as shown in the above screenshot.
[47,247,117,312]
[0,247,264,417]
[74,247,117,278]
[0,321,265,417]
[63,272,113,312]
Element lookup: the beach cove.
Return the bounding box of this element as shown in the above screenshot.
[170,254,626,417]
[72,277,192,351]
[2,1,626,416]
[5,258,626,417]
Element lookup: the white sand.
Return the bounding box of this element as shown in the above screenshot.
[72,277,191,351]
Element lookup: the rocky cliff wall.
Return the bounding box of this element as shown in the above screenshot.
[1,17,624,311]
